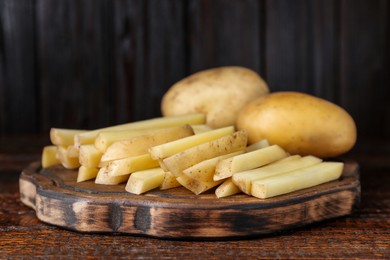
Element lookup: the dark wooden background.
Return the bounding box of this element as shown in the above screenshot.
[0,0,389,147]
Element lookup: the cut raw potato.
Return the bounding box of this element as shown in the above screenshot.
[163,130,248,177]
[160,171,182,190]
[213,144,288,181]
[75,113,205,147]
[100,125,194,162]
[176,174,223,195]
[79,144,103,168]
[215,178,241,198]
[56,146,80,169]
[149,126,235,160]
[105,154,159,177]
[77,166,99,182]
[232,155,322,195]
[125,168,165,195]
[95,167,129,185]
[251,162,344,199]
[50,128,86,146]
[41,145,61,168]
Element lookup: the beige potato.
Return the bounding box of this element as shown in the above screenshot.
[161,66,269,128]
[236,91,357,158]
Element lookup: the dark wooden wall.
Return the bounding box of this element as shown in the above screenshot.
[0,0,389,144]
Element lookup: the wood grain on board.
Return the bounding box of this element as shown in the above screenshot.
[19,161,360,239]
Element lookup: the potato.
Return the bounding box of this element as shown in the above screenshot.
[236,91,357,158]
[161,66,269,128]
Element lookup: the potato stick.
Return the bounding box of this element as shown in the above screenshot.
[148,126,235,160]
[125,168,165,195]
[183,151,244,182]
[214,145,288,181]
[163,130,247,177]
[95,166,129,185]
[106,154,159,177]
[176,174,223,195]
[190,124,213,134]
[99,125,194,161]
[79,144,103,168]
[245,139,270,152]
[77,166,99,182]
[56,146,80,169]
[66,145,79,158]
[41,145,61,168]
[75,113,205,147]
[232,155,321,195]
[251,162,344,199]
[215,178,241,198]
[160,171,181,190]
[50,128,86,146]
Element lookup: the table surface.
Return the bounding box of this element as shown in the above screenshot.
[1,134,389,259]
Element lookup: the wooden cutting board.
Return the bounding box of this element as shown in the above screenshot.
[19,161,360,239]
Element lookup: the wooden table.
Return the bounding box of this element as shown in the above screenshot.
[1,135,389,259]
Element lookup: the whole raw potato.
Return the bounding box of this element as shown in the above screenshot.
[236,91,357,158]
[161,66,269,128]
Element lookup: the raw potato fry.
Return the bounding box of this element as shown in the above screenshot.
[100,125,194,162]
[106,154,159,177]
[95,167,129,185]
[50,128,86,146]
[75,113,205,147]
[79,145,103,168]
[77,166,99,182]
[148,126,235,160]
[56,146,81,169]
[42,145,61,168]
[176,174,223,195]
[215,178,241,198]
[233,155,322,195]
[251,162,344,199]
[160,171,181,190]
[191,124,213,134]
[246,139,270,152]
[183,151,244,182]
[66,145,80,158]
[163,130,248,177]
[125,168,165,194]
[214,144,288,181]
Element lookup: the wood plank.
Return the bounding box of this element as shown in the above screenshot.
[187,0,263,74]
[36,0,115,131]
[265,0,315,93]
[0,0,37,133]
[19,161,360,239]
[339,0,390,139]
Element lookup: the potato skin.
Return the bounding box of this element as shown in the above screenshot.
[161,66,269,128]
[236,92,357,158]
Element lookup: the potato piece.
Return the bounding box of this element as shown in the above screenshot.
[176,175,223,195]
[161,66,269,128]
[77,166,99,182]
[66,145,80,158]
[190,124,213,134]
[149,126,235,160]
[237,91,357,158]
[160,171,181,190]
[50,128,86,146]
[79,144,103,168]
[56,146,80,169]
[100,125,194,162]
[246,139,270,152]
[251,162,344,199]
[232,155,321,195]
[95,167,129,185]
[125,168,165,195]
[75,113,205,147]
[105,154,159,177]
[163,130,248,177]
[215,178,241,198]
[41,145,61,168]
[183,151,244,182]
[214,145,288,181]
